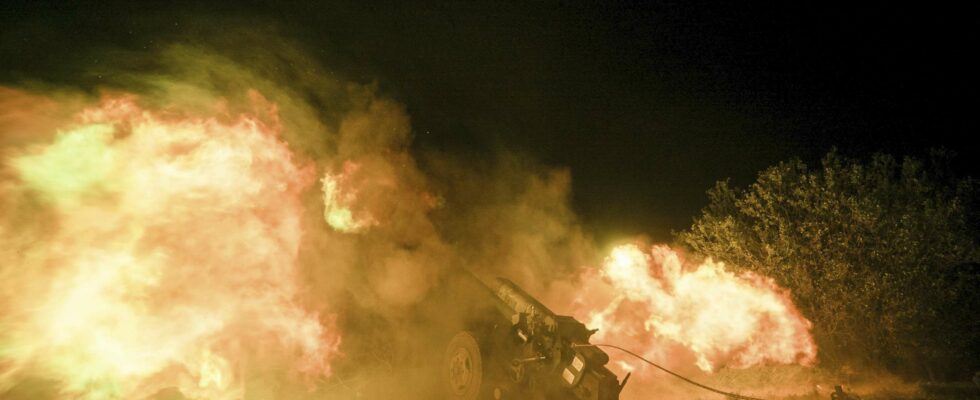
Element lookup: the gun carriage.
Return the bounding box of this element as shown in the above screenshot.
[443,271,624,400]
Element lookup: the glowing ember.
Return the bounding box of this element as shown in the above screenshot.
[0,92,339,398]
[321,161,377,233]
[575,244,816,373]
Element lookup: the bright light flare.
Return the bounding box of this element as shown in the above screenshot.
[576,244,816,374]
[0,91,339,399]
[321,161,377,233]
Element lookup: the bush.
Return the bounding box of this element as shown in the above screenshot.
[679,150,980,380]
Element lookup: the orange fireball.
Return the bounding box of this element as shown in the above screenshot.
[0,91,339,399]
[572,244,816,375]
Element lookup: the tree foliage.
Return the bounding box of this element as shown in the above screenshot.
[679,150,980,379]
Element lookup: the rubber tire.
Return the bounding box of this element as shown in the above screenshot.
[444,331,485,400]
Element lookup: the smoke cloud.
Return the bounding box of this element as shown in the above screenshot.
[0,28,821,400]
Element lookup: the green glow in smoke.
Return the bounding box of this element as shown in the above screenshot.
[11,124,116,206]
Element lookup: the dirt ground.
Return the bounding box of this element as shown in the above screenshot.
[613,365,980,400]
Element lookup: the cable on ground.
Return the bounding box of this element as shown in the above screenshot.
[572,343,767,400]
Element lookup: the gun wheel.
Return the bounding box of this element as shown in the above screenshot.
[444,331,484,400]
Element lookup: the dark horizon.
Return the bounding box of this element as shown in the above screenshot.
[2,1,975,242]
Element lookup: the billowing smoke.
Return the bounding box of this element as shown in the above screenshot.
[0,32,817,400]
[0,88,340,399]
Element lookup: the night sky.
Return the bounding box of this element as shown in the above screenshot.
[2,1,976,241]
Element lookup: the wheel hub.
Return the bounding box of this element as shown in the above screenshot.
[449,347,474,393]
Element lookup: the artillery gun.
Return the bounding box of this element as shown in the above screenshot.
[442,270,625,400]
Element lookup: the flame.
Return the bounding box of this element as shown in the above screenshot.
[321,161,377,233]
[0,92,339,398]
[575,244,816,374]
[197,350,230,390]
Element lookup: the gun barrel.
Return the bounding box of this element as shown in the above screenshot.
[492,278,557,320]
[460,269,553,320]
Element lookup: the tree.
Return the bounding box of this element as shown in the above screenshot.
[679,150,980,380]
